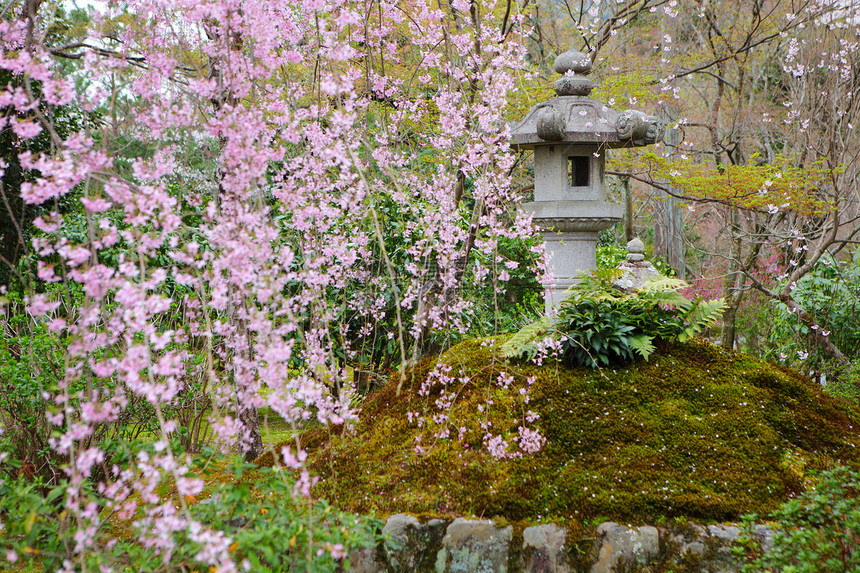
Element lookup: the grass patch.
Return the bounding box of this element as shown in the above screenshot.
[259,406,294,446]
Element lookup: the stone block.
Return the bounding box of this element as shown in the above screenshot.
[382,513,448,571]
[754,525,774,552]
[590,522,659,573]
[435,518,513,573]
[706,525,740,542]
[702,524,741,573]
[667,524,706,557]
[522,523,572,573]
[348,545,386,573]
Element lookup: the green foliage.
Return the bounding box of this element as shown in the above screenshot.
[750,251,860,390]
[0,454,379,571]
[824,361,860,406]
[0,288,74,483]
[628,334,656,360]
[500,316,552,361]
[0,284,190,478]
[0,475,70,571]
[0,41,93,286]
[505,271,726,369]
[736,467,860,572]
[684,299,728,340]
[558,293,636,368]
[627,152,833,215]
[459,233,544,342]
[776,253,860,363]
[591,71,662,108]
[181,461,380,572]
[651,256,678,277]
[596,245,628,269]
[333,193,544,371]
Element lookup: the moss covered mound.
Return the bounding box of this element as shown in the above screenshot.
[269,339,860,522]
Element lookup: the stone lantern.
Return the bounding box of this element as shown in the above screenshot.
[510,48,663,312]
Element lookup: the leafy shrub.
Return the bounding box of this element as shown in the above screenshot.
[503,270,725,368]
[0,290,71,484]
[651,256,678,277]
[0,453,379,571]
[558,273,725,367]
[0,286,170,481]
[557,292,638,367]
[735,466,860,572]
[596,245,628,269]
[823,361,860,406]
[181,460,380,571]
[757,251,860,372]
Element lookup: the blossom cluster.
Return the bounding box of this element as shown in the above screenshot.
[1,0,537,568]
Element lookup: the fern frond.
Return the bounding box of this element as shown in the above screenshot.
[570,269,625,299]
[634,276,691,309]
[692,298,727,328]
[639,276,687,294]
[641,289,691,309]
[679,298,727,342]
[629,334,656,361]
[502,316,553,360]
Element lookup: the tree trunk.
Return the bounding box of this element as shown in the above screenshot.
[719,302,738,350]
[241,406,263,462]
[720,208,743,349]
[205,23,263,459]
[623,176,634,243]
[653,194,686,278]
[654,106,686,278]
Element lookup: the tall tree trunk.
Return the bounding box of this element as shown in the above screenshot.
[205,20,263,460]
[654,106,686,278]
[720,208,743,349]
[240,406,264,462]
[622,176,634,243]
[653,194,686,278]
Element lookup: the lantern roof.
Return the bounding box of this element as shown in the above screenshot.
[510,48,664,149]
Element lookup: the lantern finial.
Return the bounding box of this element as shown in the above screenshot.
[553,48,594,96]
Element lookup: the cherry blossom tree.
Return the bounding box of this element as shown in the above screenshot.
[0,0,546,568]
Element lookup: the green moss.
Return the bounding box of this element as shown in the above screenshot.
[261,339,860,523]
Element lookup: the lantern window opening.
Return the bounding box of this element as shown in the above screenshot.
[568,155,590,187]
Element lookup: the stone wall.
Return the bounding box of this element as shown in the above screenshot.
[349,514,774,573]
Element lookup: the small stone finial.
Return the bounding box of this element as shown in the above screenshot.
[552,48,594,97]
[553,48,592,75]
[614,238,659,292]
[627,237,645,262]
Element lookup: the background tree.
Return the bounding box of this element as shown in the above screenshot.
[526,0,860,365]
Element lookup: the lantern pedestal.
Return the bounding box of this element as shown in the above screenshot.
[523,201,623,313]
